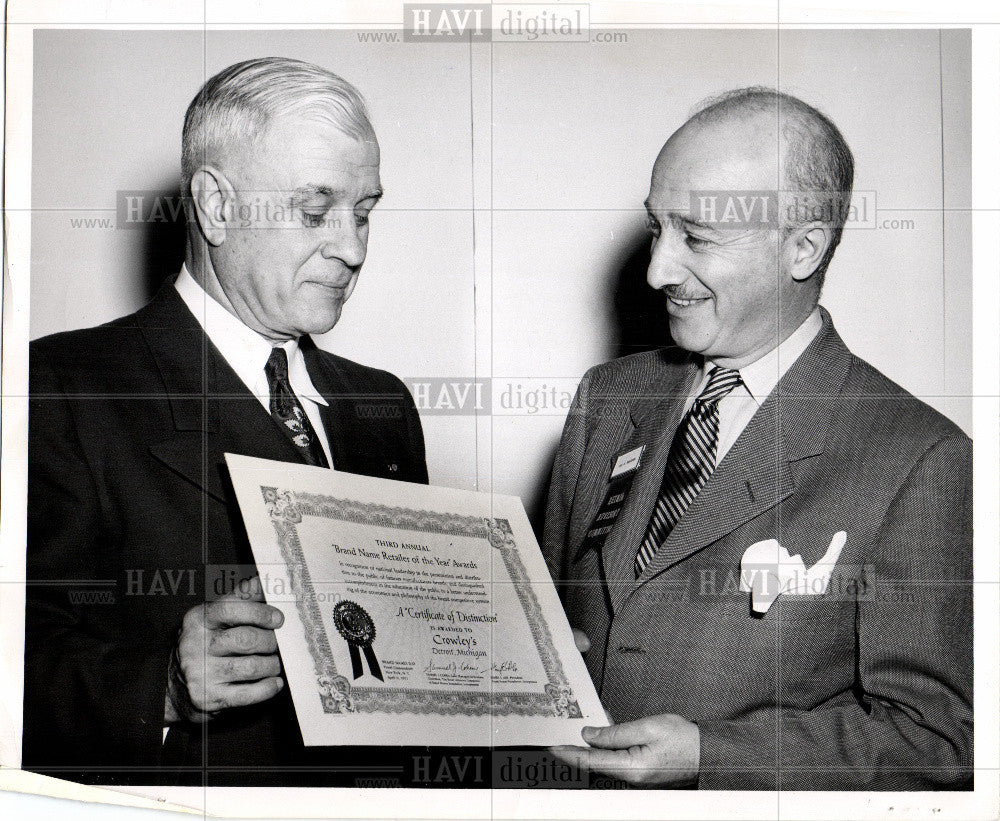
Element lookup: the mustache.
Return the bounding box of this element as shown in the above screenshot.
[663,286,712,300]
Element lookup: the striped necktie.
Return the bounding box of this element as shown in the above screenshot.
[634,366,742,577]
[264,347,330,468]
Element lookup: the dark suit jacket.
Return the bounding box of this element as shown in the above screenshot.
[23,283,436,786]
[543,309,973,790]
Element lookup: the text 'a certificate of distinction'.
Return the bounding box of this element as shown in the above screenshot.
[226,454,607,747]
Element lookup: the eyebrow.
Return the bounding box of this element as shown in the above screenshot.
[643,202,715,232]
[292,185,384,203]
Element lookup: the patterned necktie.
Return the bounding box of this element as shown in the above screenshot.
[634,366,742,577]
[264,347,330,468]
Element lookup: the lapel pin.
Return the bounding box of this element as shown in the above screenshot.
[610,445,645,481]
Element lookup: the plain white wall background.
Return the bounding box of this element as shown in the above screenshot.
[30,28,971,525]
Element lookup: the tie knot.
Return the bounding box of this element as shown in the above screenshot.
[265,346,289,383]
[695,366,741,408]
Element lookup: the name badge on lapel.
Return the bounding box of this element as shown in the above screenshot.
[580,445,646,553]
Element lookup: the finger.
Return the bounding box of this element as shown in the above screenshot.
[550,744,640,779]
[219,576,264,601]
[208,625,279,656]
[220,575,265,602]
[582,719,656,749]
[212,654,282,684]
[572,628,591,653]
[556,744,659,783]
[204,598,283,630]
[549,744,593,770]
[217,676,285,709]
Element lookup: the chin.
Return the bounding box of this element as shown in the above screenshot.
[301,310,344,337]
[668,323,712,355]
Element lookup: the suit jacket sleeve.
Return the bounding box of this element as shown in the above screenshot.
[23,344,172,771]
[696,433,974,790]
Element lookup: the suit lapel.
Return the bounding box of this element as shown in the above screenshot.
[301,339,399,477]
[139,284,309,503]
[598,358,699,610]
[634,308,853,585]
[635,396,795,581]
[567,411,636,557]
[212,350,309,473]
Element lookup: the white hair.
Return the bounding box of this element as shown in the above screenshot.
[181,57,375,192]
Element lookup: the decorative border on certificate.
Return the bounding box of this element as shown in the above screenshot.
[261,487,583,720]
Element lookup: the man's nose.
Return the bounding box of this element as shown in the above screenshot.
[646,235,688,290]
[319,213,366,268]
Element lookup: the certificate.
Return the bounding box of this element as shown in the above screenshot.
[226,454,608,747]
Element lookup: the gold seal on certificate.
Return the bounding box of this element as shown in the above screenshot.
[226,454,608,747]
[333,600,384,681]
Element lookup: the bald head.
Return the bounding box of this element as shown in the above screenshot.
[681,88,855,284]
[644,89,854,366]
[652,112,781,210]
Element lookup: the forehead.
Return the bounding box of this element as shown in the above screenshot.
[243,113,380,190]
[648,117,782,212]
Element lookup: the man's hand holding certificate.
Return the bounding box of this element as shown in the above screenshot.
[226,454,607,747]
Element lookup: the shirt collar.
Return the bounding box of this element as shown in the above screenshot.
[174,264,328,406]
[708,307,823,402]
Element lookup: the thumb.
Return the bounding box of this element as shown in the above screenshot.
[582,719,653,750]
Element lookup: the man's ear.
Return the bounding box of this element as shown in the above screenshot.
[189,166,235,247]
[787,221,832,283]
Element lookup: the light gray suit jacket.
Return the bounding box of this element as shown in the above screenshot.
[543,309,972,789]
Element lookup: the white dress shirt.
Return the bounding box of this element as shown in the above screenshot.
[684,308,823,466]
[174,265,334,467]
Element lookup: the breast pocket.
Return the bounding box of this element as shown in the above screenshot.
[758,594,857,697]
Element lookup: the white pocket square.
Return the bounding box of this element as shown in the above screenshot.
[739,531,847,615]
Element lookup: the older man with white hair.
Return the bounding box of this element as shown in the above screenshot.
[24,58,434,786]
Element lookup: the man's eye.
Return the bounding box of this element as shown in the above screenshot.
[302,211,326,227]
[685,232,710,248]
[355,212,370,227]
[646,216,660,236]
